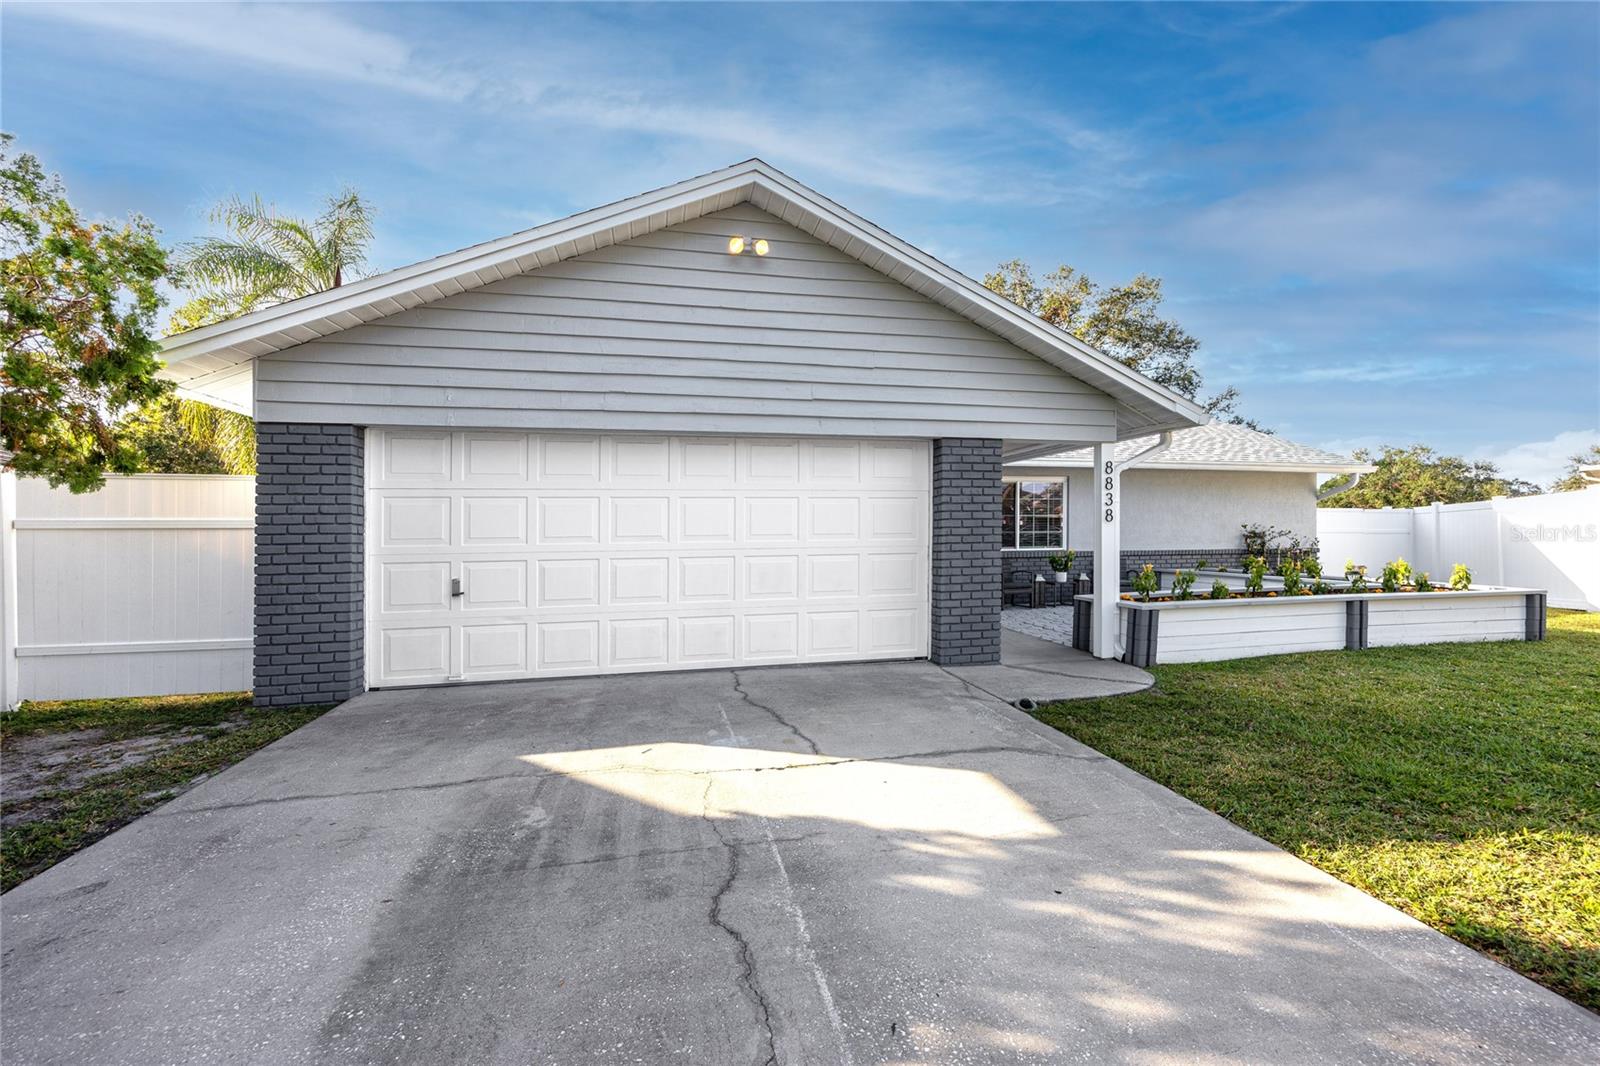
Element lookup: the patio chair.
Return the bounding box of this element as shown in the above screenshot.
[1002,569,1036,608]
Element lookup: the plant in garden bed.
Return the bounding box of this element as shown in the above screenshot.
[1172,569,1197,600]
[1451,564,1473,591]
[1380,558,1411,593]
[1303,556,1323,580]
[1279,560,1303,596]
[1348,568,1368,593]
[1131,563,1159,602]
[1194,559,1210,571]
[1245,556,1268,597]
[1416,571,1433,592]
[1310,576,1333,595]
[1210,579,1231,600]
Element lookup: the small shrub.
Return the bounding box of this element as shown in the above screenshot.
[1279,560,1303,596]
[1303,556,1323,580]
[1394,557,1413,584]
[1172,569,1197,600]
[1348,568,1368,593]
[1343,557,1359,578]
[1310,576,1332,595]
[1416,571,1433,592]
[1245,557,1267,596]
[1381,559,1406,593]
[1210,579,1231,599]
[1450,564,1472,591]
[1131,563,1159,602]
[1194,558,1210,571]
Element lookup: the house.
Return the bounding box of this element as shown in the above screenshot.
[1001,423,1370,580]
[158,159,1214,708]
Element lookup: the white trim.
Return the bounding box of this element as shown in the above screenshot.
[1008,458,1374,475]
[16,638,252,657]
[13,518,254,530]
[1001,477,1068,551]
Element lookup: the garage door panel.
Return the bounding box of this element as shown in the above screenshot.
[368,431,929,685]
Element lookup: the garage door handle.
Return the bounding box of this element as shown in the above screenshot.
[451,578,464,597]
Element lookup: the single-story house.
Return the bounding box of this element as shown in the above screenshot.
[1001,423,1370,580]
[160,159,1256,706]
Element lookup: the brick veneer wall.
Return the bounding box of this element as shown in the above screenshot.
[931,439,1003,665]
[1003,548,1257,590]
[255,424,365,708]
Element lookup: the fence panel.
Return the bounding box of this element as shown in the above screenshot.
[1318,488,1599,611]
[2,474,254,707]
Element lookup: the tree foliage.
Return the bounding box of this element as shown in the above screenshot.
[1317,444,1542,508]
[174,189,372,319]
[984,259,1258,427]
[1,135,172,491]
[134,189,379,476]
[1549,443,1600,492]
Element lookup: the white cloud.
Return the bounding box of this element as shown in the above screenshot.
[1474,428,1600,487]
[1293,357,1489,385]
[12,2,471,99]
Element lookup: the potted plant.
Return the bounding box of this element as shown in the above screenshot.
[1048,549,1076,584]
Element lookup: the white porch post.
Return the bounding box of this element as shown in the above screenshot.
[1092,442,1120,659]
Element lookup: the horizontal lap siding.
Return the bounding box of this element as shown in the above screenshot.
[1148,602,1346,662]
[1366,596,1525,646]
[255,204,1116,439]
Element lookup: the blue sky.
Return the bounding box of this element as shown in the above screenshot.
[6,2,1597,483]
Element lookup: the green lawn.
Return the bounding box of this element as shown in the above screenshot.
[1,692,329,892]
[1033,610,1600,1010]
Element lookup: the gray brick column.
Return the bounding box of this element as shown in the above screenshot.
[255,424,365,708]
[930,438,1002,665]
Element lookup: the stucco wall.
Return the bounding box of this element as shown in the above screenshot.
[1008,466,1319,552]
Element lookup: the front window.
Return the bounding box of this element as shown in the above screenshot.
[1001,479,1066,549]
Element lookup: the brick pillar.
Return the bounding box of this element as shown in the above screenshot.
[255,424,365,708]
[930,438,1002,665]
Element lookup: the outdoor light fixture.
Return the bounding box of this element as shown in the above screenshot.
[726,235,770,256]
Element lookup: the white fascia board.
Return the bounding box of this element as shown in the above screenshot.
[1006,458,1377,475]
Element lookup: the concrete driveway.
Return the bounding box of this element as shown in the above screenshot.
[3,660,1595,1065]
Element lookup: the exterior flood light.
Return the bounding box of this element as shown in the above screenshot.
[727,236,770,256]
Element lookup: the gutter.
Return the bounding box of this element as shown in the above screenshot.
[1316,471,1364,502]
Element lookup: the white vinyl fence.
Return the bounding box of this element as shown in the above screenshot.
[1,474,254,708]
[1318,487,1600,611]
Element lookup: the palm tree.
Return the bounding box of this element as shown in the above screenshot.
[176,189,374,316]
[144,190,376,474]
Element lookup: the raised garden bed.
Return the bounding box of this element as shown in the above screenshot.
[1072,587,1547,667]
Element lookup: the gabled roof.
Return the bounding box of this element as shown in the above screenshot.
[160,159,1208,436]
[1005,424,1371,474]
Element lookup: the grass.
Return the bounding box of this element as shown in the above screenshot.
[1,692,330,892]
[1032,609,1600,1010]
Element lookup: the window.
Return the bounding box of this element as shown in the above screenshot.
[1000,479,1066,549]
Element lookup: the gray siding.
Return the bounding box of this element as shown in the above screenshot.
[255,204,1117,441]
[255,424,365,708]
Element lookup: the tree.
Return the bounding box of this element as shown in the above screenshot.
[1550,443,1600,492]
[984,259,1260,428]
[1317,444,1541,508]
[137,188,377,475]
[1,135,172,492]
[117,396,234,475]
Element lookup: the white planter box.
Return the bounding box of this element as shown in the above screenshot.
[1083,587,1545,666]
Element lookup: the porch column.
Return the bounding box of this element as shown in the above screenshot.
[1092,442,1121,659]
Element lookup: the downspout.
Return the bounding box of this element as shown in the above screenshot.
[1317,471,1364,502]
[1118,431,1175,472]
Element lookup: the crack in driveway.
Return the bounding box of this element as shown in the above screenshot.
[701,775,780,1066]
[732,670,821,755]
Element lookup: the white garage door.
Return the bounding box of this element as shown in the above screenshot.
[366,431,931,686]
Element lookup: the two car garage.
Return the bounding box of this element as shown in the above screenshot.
[367,430,932,686]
